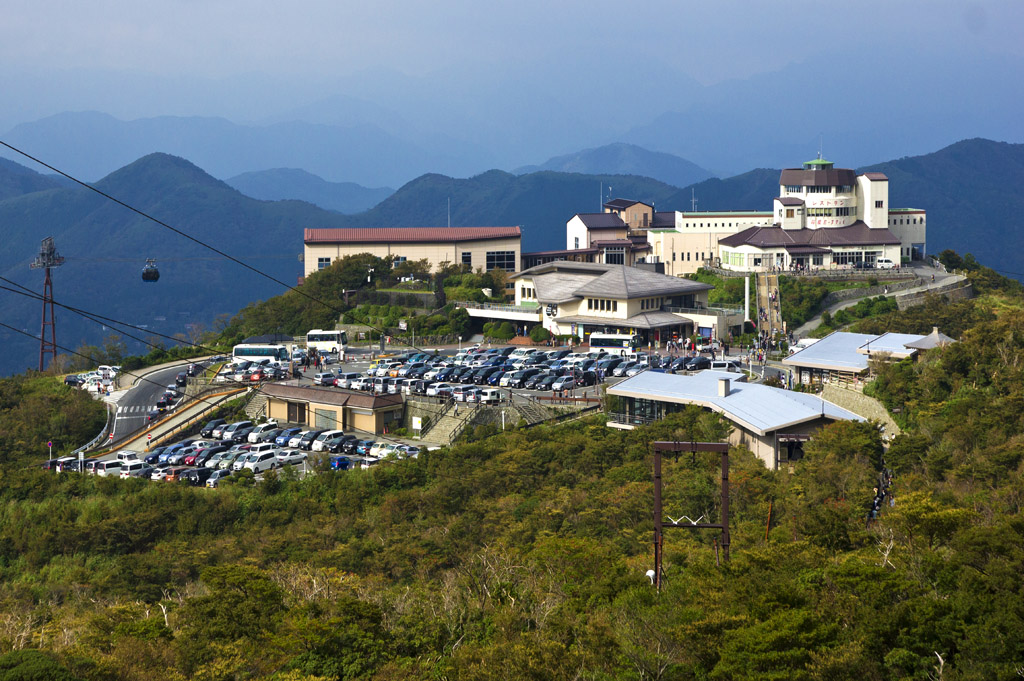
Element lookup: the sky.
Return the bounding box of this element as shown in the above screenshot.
[0,0,1022,177]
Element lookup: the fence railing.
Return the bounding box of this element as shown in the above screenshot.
[665,305,744,317]
[454,301,541,314]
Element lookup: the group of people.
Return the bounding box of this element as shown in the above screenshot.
[867,464,896,524]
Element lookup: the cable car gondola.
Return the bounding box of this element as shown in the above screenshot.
[141,259,160,282]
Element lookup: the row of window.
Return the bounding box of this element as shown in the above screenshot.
[639,297,663,310]
[890,217,924,225]
[785,184,853,194]
[670,251,708,262]
[520,286,536,300]
[587,298,619,312]
[804,207,853,218]
[320,250,517,272]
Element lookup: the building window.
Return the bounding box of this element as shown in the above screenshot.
[462,252,472,266]
[687,252,691,261]
[672,251,677,261]
[574,237,579,249]
[317,257,332,270]
[613,300,618,312]
[808,185,831,194]
[785,185,802,193]
[875,200,884,208]
[485,250,516,271]
[786,209,794,218]
[813,254,823,266]
[605,247,625,265]
[836,207,851,217]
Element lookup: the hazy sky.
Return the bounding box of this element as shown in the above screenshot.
[1,0,1022,178]
[4,0,1021,89]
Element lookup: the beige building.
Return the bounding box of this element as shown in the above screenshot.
[509,261,744,343]
[261,383,404,434]
[303,226,522,278]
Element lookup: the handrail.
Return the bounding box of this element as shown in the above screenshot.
[665,305,744,317]
[73,402,115,455]
[454,301,541,313]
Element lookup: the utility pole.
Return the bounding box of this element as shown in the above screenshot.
[30,237,65,371]
[651,440,731,591]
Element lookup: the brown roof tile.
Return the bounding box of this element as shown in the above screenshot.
[304,226,521,244]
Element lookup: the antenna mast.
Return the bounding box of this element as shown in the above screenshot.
[691,188,698,212]
[30,237,65,371]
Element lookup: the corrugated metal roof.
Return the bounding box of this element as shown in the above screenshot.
[604,198,651,210]
[609,370,862,435]
[857,332,926,358]
[783,331,880,373]
[304,226,521,244]
[862,172,888,181]
[261,382,403,409]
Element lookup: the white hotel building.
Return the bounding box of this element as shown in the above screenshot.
[565,157,927,275]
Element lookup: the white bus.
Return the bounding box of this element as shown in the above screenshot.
[588,333,641,357]
[232,343,291,364]
[306,329,348,355]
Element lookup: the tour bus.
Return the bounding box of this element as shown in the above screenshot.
[232,343,291,364]
[306,329,349,356]
[588,333,641,357]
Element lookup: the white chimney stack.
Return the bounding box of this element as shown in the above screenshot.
[718,378,731,397]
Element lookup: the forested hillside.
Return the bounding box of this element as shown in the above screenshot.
[2,261,1024,679]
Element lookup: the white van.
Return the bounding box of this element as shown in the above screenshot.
[219,420,253,441]
[479,388,502,404]
[244,452,278,474]
[247,422,280,443]
[311,430,344,452]
[94,460,123,477]
[335,372,362,389]
[115,450,139,462]
[876,258,896,269]
[248,442,282,459]
[119,460,148,478]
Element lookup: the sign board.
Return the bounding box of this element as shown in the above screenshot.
[399,320,408,331]
[412,416,423,431]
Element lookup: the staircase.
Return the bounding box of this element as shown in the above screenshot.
[756,272,783,336]
[421,404,480,444]
[244,390,268,420]
[515,398,554,425]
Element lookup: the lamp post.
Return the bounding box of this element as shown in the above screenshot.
[458,336,462,352]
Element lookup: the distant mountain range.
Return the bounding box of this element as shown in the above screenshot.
[515,143,714,189]
[0,137,1021,376]
[225,168,393,214]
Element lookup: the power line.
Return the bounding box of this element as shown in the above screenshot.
[0,140,435,355]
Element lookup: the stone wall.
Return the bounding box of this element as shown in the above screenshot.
[820,277,923,307]
[822,384,900,436]
[895,280,973,310]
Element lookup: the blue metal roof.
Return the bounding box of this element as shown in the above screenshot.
[608,370,862,435]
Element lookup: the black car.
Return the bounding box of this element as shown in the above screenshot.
[64,375,84,387]
[200,419,227,438]
[524,372,550,390]
[144,447,167,465]
[175,371,188,387]
[258,428,283,443]
[180,467,215,486]
[685,356,712,371]
[230,428,255,444]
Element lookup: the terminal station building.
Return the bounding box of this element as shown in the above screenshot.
[458,261,745,345]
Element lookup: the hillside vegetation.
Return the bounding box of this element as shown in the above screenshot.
[2,261,1024,679]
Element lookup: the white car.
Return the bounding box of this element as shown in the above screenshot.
[119,460,148,478]
[311,430,344,452]
[276,450,308,466]
[243,452,278,473]
[426,382,452,397]
[369,442,388,458]
[288,430,312,449]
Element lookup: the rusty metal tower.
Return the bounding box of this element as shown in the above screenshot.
[30,237,64,371]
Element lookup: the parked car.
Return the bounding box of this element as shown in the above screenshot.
[180,467,215,486]
[276,450,307,466]
[551,376,576,391]
[313,372,336,386]
[218,420,253,441]
[230,427,255,444]
[247,422,280,443]
[685,356,712,371]
[275,427,303,447]
[243,451,279,473]
[206,469,232,487]
[296,430,326,451]
[257,428,283,443]
[330,456,355,470]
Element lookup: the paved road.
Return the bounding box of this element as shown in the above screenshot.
[102,365,191,447]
